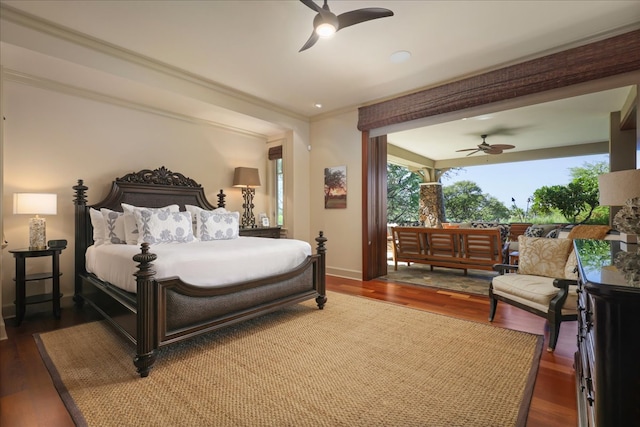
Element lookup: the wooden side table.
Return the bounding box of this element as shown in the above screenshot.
[239,226,281,239]
[9,247,64,326]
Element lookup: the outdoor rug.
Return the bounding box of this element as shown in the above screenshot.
[381,263,497,295]
[35,292,542,427]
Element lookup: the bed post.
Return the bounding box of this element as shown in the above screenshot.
[73,180,88,308]
[133,243,158,378]
[315,231,327,309]
[217,189,226,208]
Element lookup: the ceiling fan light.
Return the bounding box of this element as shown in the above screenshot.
[316,22,336,38]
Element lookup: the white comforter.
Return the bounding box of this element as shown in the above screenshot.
[86,237,312,293]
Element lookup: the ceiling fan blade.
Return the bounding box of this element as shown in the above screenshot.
[456,148,479,152]
[489,144,515,150]
[485,148,503,155]
[300,0,322,13]
[337,8,394,30]
[465,150,481,156]
[299,30,320,52]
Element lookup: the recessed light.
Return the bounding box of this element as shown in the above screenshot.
[390,50,411,63]
[314,103,323,109]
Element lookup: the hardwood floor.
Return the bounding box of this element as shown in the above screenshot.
[0,276,578,426]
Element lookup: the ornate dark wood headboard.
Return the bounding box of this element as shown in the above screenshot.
[73,167,227,296]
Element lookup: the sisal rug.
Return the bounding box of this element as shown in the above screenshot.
[381,263,496,295]
[36,292,542,427]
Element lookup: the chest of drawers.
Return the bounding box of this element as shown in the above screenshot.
[574,239,640,426]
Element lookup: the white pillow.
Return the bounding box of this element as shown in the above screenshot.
[122,203,179,245]
[89,208,106,246]
[134,209,195,244]
[197,210,239,241]
[185,204,227,235]
[101,208,127,245]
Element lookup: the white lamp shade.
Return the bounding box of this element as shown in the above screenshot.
[598,169,640,206]
[13,193,58,215]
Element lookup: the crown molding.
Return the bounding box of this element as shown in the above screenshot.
[0,3,308,123]
[2,69,272,140]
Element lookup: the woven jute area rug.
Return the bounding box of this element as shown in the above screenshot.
[381,264,496,296]
[36,292,542,427]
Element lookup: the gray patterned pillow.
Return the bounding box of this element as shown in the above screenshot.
[134,209,195,244]
[198,211,239,240]
[101,208,126,244]
[122,203,180,245]
[524,226,545,238]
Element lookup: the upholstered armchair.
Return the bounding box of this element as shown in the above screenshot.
[489,236,578,351]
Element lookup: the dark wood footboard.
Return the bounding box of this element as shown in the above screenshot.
[132,235,327,377]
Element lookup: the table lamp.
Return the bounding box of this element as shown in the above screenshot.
[598,169,640,244]
[13,193,58,250]
[233,167,261,228]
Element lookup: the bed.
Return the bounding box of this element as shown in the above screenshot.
[73,167,327,377]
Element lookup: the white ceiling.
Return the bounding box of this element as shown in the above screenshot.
[2,0,639,162]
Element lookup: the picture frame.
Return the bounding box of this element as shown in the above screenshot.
[258,213,269,227]
[324,165,347,209]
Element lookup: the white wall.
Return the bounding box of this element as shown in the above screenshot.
[310,110,363,279]
[0,81,278,314]
[0,8,366,324]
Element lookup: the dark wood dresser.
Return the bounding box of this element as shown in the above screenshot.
[239,226,281,238]
[574,239,640,427]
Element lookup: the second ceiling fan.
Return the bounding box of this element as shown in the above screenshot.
[299,0,394,52]
[456,135,516,156]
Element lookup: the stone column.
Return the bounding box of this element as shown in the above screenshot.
[419,183,446,227]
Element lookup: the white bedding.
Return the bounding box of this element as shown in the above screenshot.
[86,237,312,293]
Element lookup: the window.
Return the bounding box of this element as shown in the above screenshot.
[269,145,284,226]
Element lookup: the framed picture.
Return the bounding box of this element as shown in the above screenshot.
[324,165,347,209]
[258,213,269,227]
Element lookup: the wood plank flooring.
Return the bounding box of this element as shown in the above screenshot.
[1,275,577,426]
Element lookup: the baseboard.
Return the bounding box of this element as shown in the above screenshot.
[326,267,361,280]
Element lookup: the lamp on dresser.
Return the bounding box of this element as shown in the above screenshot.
[233,167,261,228]
[597,169,640,245]
[13,193,57,250]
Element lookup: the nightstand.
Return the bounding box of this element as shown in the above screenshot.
[239,226,281,238]
[9,247,65,326]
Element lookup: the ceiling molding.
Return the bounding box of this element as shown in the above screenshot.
[358,29,640,131]
[0,3,308,123]
[2,68,272,140]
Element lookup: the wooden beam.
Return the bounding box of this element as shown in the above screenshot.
[358,30,640,131]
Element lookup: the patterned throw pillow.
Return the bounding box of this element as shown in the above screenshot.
[545,228,560,239]
[524,226,545,238]
[564,249,579,280]
[122,203,180,245]
[198,211,239,240]
[134,209,195,244]
[185,205,227,235]
[101,208,126,244]
[517,236,573,278]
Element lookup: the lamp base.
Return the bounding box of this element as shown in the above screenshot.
[29,217,46,250]
[241,187,256,228]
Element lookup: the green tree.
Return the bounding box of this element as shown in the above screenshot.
[443,180,509,222]
[531,161,608,224]
[387,164,422,223]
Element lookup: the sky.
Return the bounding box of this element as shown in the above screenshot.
[439,152,640,210]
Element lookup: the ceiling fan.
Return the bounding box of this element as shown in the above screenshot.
[456,134,516,156]
[299,0,394,52]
